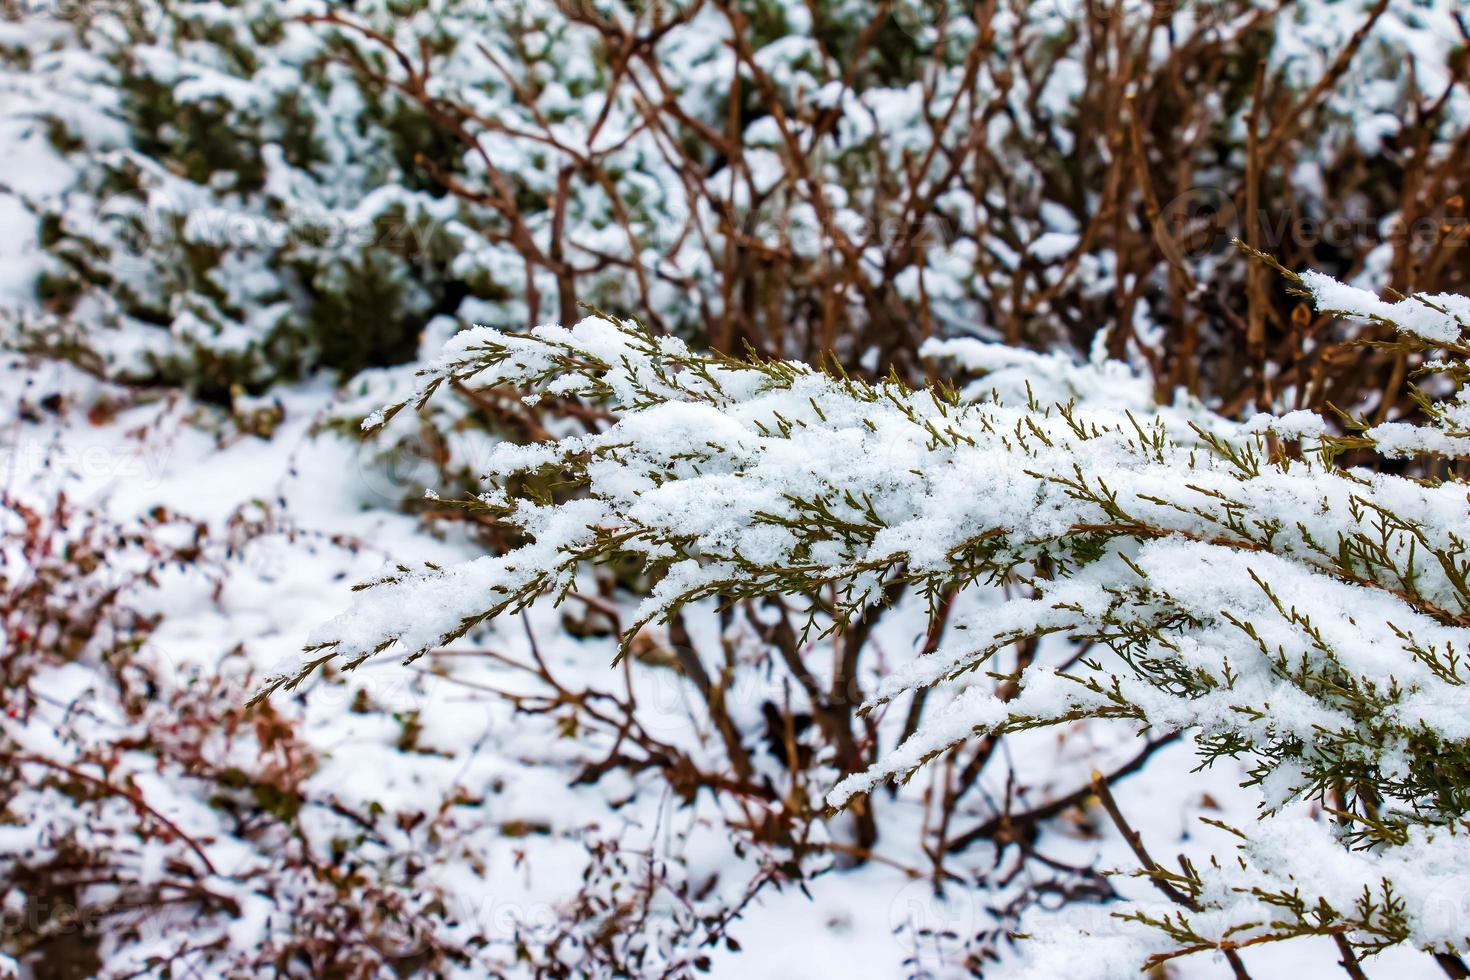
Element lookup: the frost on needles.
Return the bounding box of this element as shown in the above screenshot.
[260,267,1470,973]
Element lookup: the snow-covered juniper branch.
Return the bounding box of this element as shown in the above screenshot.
[259,269,1470,971]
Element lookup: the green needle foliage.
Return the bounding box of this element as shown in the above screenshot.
[263,264,1470,971]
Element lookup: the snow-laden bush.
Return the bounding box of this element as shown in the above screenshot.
[7,0,471,392]
[9,0,1467,401]
[264,264,1470,974]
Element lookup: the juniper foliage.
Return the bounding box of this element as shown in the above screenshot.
[268,265,1470,971]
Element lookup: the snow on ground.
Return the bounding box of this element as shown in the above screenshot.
[0,347,1439,974]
